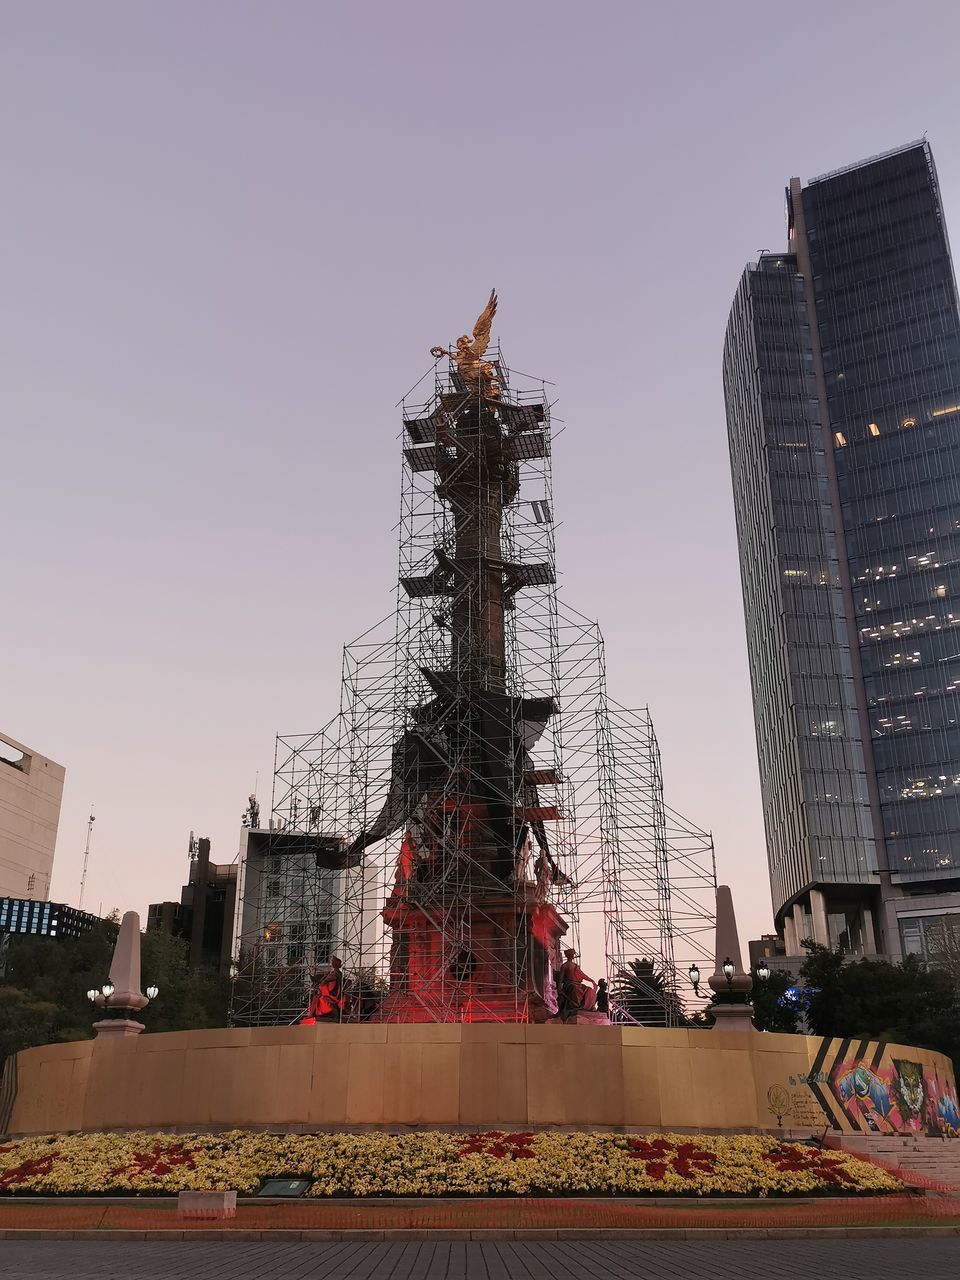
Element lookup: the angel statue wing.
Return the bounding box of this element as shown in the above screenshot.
[471,288,497,356]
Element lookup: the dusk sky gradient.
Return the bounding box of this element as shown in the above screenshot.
[5,0,960,958]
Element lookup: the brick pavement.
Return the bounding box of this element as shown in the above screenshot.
[4,1192,960,1233]
[1,1240,960,1279]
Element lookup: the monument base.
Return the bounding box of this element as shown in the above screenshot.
[562,1010,611,1026]
[711,1002,757,1033]
[377,888,568,1023]
[92,1018,144,1038]
[8,1023,957,1137]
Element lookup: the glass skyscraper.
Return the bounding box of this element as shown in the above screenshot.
[724,141,960,961]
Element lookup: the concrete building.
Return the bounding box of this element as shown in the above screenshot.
[748,933,786,971]
[724,141,960,962]
[0,897,103,943]
[0,730,65,902]
[148,834,237,974]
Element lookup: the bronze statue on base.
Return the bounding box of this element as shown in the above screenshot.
[431,289,501,399]
[305,956,344,1022]
[556,948,598,1021]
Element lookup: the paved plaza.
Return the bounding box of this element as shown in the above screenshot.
[1,1239,959,1279]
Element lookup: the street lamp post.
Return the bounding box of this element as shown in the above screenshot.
[87,979,158,1021]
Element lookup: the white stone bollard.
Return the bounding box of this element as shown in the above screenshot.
[177,1190,237,1219]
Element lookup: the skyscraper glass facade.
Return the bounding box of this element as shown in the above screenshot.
[724,257,878,949]
[724,142,960,956]
[799,145,960,883]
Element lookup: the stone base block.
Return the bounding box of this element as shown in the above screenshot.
[92,1018,144,1038]
[564,1011,612,1026]
[710,1003,757,1032]
[177,1190,237,1219]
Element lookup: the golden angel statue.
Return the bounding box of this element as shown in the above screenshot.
[431,289,501,398]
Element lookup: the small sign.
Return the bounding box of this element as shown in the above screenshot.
[256,1178,312,1198]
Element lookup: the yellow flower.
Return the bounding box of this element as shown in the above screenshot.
[0,1129,900,1198]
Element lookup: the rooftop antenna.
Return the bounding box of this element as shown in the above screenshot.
[78,807,95,911]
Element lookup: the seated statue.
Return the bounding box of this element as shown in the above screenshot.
[305,956,345,1022]
[556,948,597,1021]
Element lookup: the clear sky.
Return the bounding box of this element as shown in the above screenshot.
[4,0,960,958]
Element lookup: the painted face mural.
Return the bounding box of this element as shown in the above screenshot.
[892,1059,926,1123]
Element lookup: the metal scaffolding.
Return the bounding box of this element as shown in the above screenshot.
[231,350,715,1027]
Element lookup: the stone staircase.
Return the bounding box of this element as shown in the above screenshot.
[829,1133,960,1191]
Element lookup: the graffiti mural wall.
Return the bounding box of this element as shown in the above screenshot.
[781,1036,960,1136]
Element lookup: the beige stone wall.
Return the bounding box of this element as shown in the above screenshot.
[0,730,65,900]
[8,1024,957,1137]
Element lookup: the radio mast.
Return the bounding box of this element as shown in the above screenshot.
[78,808,95,911]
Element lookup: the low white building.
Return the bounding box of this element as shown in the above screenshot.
[0,730,65,901]
[232,822,383,1024]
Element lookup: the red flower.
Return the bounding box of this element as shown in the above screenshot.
[458,1131,536,1160]
[627,1137,673,1159]
[0,1155,56,1190]
[108,1143,198,1180]
[763,1145,855,1186]
[626,1138,717,1180]
[627,1141,716,1177]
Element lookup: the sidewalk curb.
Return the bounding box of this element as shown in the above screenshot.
[2,1225,959,1241]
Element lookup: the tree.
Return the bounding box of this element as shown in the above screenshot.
[138,929,230,1033]
[0,925,230,1066]
[3,918,117,1044]
[799,942,960,1073]
[0,986,60,1063]
[923,918,960,984]
[614,958,686,1026]
[749,968,802,1034]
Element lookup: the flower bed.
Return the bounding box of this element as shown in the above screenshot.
[0,1131,900,1197]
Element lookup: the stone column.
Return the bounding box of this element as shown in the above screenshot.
[880,896,903,962]
[783,911,799,957]
[861,903,878,956]
[707,885,755,1032]
[93,910,149,1037]
[791,902,808,949]
[809,889,831,947]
